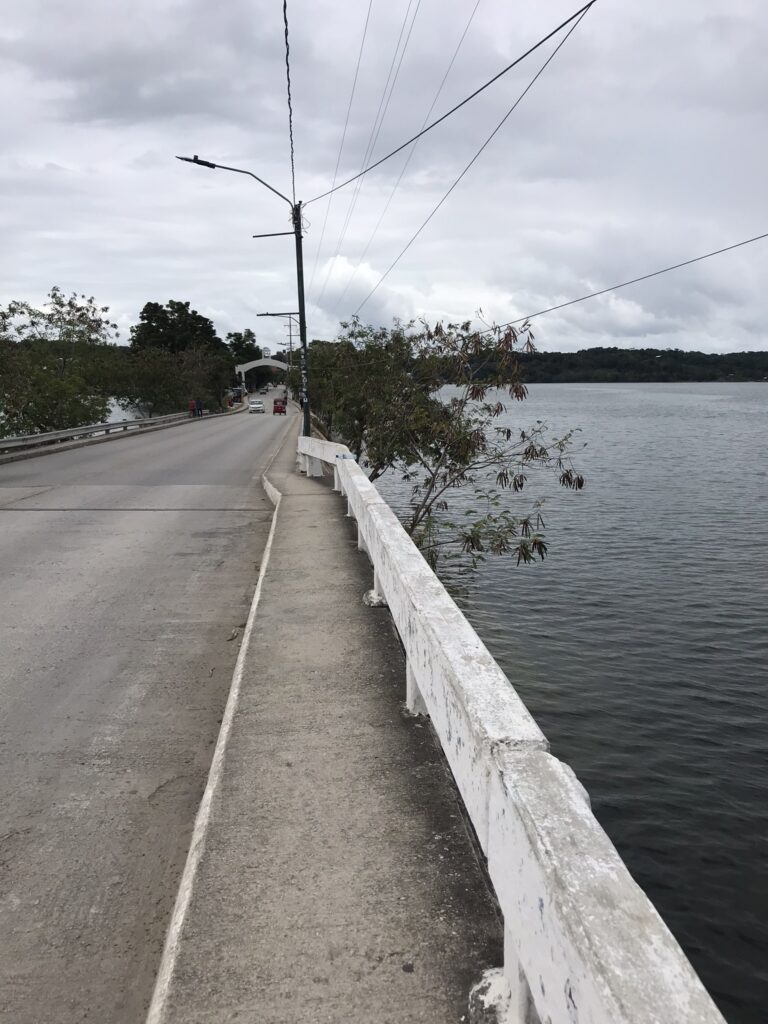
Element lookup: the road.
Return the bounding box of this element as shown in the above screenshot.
[0,406,297,1024]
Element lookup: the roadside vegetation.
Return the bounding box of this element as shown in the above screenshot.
[0,288,282,437]
[307,316,585,574]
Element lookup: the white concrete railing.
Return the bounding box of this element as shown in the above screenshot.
[297,436,726,1024]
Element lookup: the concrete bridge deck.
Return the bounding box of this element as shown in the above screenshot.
[0,408,295,1022]
[1,409,727,1024]
[147,425,503,1023]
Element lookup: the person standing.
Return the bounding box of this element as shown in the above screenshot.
[188,398,196,418]
[195,398,203,418]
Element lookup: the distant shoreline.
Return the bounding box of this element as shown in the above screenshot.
[521,376,768,384]
[502,347,768,384]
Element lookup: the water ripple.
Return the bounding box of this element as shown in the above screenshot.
[378,383,768,1024]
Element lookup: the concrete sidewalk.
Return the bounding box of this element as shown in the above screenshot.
[151,426,503,1023]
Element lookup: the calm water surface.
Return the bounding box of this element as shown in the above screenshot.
[378,383,768,1024]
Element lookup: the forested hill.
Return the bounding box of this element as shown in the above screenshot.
[511,347,768,383]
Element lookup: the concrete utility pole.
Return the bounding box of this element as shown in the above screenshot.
[176,155,311,436]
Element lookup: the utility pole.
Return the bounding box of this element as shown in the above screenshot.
[284,318,294,372]
[292,202,310,437]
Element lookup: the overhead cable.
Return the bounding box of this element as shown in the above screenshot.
[333,0,483,313]
[354,6,592,315]
[495,231,768,327]
[305,0,596,207]
[307,0,375,301]
[315,0,423,306]
[282,0,297,203]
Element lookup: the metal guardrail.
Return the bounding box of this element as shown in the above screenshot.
[0,412,192,453]
[297,435,726,1024]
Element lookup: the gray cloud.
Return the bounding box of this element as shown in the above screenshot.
[1,0,767,354]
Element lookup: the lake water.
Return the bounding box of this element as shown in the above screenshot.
[377,383,768,1024]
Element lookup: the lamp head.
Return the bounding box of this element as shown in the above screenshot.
[176,155,217,169]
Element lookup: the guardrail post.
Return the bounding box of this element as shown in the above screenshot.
[469,939,537,1024]
[405,662,428,717]
[300,453,323,478]
[362,568,387,608]
[503,932,538,1024]
[334,454,353,494]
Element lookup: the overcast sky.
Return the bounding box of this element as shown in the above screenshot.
[2,0,766,353]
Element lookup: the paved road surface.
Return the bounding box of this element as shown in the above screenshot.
[0,407,297,1024]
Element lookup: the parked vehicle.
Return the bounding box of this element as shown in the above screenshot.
[273,399,286,415]
[248,399,265,414]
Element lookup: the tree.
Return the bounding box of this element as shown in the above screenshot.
[177,345,233,411]
[130,300,225,354]
[226,328,261,365]
[310,316,585,574]
[111,346,187,418]
[125,300,237,413]
[113,340,234,418]
[0,287,119,435]
[308,328,414,468]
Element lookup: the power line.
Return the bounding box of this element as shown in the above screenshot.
[282,0,297,204]
[314,0,417,306]
[333,0,483,314]
[495,231,768,328]
[315,0,418,305]
[305,0,595,207]
[315,0,423,306]
[352,0,424,201]
[354,6,592,315]
[307,0,375,302]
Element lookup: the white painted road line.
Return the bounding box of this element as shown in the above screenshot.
[144,460,285,1024]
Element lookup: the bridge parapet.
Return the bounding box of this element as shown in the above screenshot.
[297,435,725,1024]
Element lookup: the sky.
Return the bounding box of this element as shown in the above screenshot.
[1,0,766,354]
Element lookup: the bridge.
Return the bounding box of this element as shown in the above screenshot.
[0,405,726,1024]
[234,356,290,379]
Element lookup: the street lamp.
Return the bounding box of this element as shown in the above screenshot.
[176,154,311,436]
